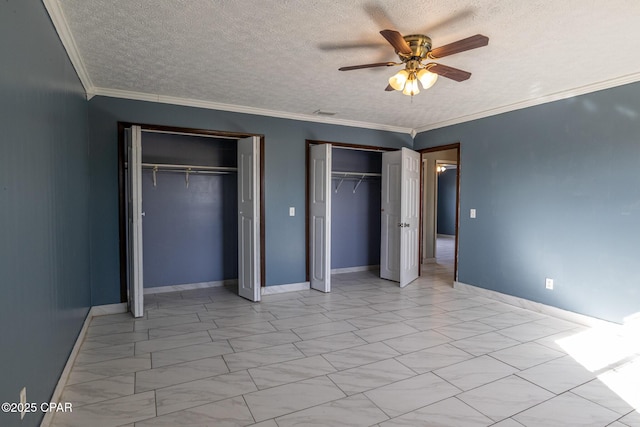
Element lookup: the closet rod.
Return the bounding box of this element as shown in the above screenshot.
[332,171,381,194]
[142,163,237,172]
[143,163,237,188]
[331,171,381,177]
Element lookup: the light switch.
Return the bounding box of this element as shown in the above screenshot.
[470,209,476,219]
[289,207,295,217]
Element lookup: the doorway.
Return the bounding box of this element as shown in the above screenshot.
[419,143,461,282]
[118,123,265,316]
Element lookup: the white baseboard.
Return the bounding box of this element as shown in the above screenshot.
[262,282,310,295]
[454,281,617,328]
[89,302,128,316]
[144,279,237,294]
[331,265,379,274]
[41,302,129,426]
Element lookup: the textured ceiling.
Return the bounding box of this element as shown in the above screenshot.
[51,0,640,133]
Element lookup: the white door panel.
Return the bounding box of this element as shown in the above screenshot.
[126,125,144,317]
[238,136,261,302]
[381,148,420,287]
[381,151,401,281]
[309,144,331,292]
[400,148,420,287]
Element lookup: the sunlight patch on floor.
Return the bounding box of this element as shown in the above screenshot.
[556,313,640,411]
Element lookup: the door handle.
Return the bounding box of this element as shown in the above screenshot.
[398,223,410,228]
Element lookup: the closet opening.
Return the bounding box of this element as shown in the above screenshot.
[306,140,421,291]
[331,146,383,274]
[117,123,265,316]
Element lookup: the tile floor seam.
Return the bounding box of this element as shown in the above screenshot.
[513,370,593,396]
[567,384,638,419]
[504,391,592,424]
[240,394,258,425]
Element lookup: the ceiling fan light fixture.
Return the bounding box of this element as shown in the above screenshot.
[388,69,409,91]
[402,75,420,96]
[417,68,438,89]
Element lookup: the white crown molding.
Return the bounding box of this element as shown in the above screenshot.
[414,71,640,134]
[38,0,640,137]
[91,87,414,135]
[43,0,94,98]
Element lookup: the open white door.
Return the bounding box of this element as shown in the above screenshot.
[125,125,144,317]
[237,136,261,302]
[381,147,420,287]
[309,144,331,292]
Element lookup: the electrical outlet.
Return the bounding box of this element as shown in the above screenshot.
[20,387,26,420]
[545,278,554,290]
[470,209,476,219]
[289,207,295,217]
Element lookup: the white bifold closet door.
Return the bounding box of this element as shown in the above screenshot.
[125,125,144,317]
[309,144,332,293]
[237,136,261,302]
[381,147,420,287]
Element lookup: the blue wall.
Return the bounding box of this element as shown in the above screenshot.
[331,148,382,269]
[415,83,640,323]
[88,97,412,304]
[0,2,91,426]
[437,168,457,235]
[141,134,238,287]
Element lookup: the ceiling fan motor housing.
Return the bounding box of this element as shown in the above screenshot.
[401,34,433,61]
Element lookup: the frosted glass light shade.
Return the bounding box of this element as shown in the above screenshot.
[417,69,438,89]
[388,69,409,91]
[402,77,420,96]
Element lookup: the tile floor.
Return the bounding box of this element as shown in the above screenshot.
[50,247,639,426]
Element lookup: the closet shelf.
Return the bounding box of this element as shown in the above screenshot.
[331,171,381,178]
[142,163,237,173]
[331,171,381,193]
[142,163,237,188]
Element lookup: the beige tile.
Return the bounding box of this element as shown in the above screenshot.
[276,394,389,426]
[248,355,336,389]
[365,373,460,418]
[329,359,415,395]
[136,396,254,427]
[151,340,233,368]
[244,376,345,422]
[135,356,229,392]
[155,370,257,415]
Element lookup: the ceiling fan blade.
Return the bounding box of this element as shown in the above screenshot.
[428,34,489,59]
[364,4,397,31]
[423,9,475,34]
[385,84,394,92]
[380,29,412,55]
[339,62,397,71]
[428,63,472,82]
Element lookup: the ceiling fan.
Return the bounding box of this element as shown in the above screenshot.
[339,29,489,96]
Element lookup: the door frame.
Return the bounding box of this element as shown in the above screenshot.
[117,122,266,302]
[418,143,461,282]
[304,139,396,281]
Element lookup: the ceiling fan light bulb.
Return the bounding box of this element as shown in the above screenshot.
[388,69,409,91]
[417,69,438,89]
[402,77,420,96]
